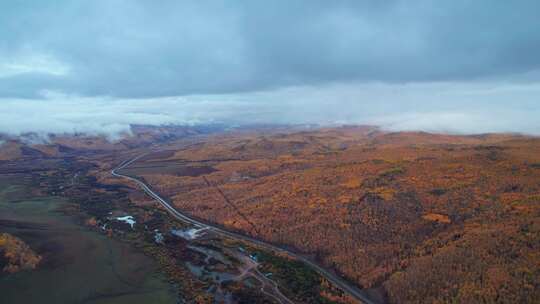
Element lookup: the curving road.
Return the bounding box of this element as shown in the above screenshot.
[112,154,378,304]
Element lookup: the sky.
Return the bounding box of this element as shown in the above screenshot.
[1,0,539,137]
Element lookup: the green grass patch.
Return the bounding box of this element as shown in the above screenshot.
[380,166,405,177]
[255,251,335,304]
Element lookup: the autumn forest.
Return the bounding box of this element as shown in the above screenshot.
[118,126,540,303]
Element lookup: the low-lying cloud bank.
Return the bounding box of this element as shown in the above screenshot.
[1,81,539,138]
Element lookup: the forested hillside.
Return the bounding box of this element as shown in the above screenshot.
[128,127,540,303]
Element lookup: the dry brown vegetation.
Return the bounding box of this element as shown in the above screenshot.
[130,126,540,303]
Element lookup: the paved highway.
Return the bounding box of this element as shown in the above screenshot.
[112,154,378,304]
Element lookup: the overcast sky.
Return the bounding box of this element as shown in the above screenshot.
[1,0,539,137]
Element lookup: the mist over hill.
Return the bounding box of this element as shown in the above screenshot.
[1,81,540,138]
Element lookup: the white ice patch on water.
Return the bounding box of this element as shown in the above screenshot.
[116,215,136,229]
[171,228,207,240]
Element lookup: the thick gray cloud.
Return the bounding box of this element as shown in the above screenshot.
[1,0,539,98]
[0,1,539,136]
